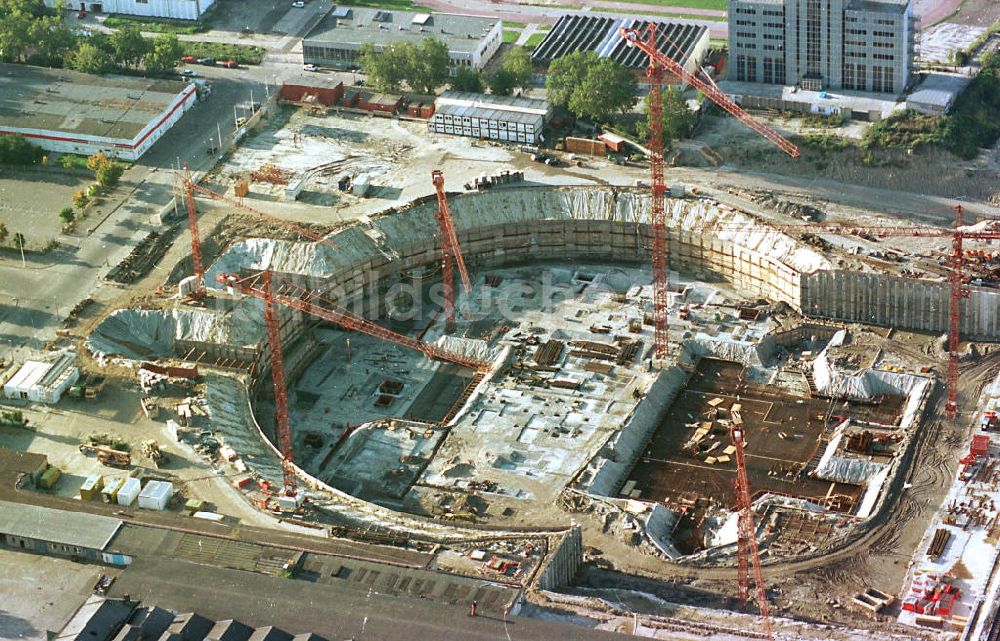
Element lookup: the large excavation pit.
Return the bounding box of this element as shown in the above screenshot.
[627,358,907,553]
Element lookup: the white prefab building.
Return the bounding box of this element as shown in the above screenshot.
[0,64,197,162]
[117,478,141,506]
[430,92,552,145]
[3,354,79,404]
[47,0,215,20]
[138,480,173,510]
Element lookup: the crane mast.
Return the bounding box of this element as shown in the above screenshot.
[261,270,297,496]
[618,23,801,360]
[730,415,773,640]
[646,25,670,361]
[432,170,472,333]
[181,167,206,300]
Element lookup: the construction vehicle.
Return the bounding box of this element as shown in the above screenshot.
[0,410,28,429]
[69,375,106,400]
[140,440,168,468]
[79,443,131,468]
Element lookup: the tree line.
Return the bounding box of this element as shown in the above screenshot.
[360,40,693,141]
[1,0,181,73]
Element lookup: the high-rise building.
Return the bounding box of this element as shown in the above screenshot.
[727,0,916,95]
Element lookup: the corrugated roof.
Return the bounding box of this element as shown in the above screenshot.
[5,360,51,392]
[434,91,550,127]
[0,500,123,550]
[38,352,76,387]
[531,16,708,69]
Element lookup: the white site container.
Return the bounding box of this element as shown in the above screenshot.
[138,480,173,511]
[117,477,141,506]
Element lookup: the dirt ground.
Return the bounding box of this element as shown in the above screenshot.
[568,344,1000,633]
[945,0,1000,28]
[628,358,883,544]
[694,115,1000,207]
[0,171,91,246]
[0,377,318,535]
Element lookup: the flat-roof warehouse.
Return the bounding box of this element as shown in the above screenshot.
[0,64,196,161]
[302,7,503,71]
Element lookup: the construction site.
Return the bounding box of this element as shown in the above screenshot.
[5,22,1000,641]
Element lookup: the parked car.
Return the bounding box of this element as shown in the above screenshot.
[180,55,198,63]
[196,57,216,65]
[180,69,198,77]
[291,1,305,7]
[77,10,87,18]
[236,117,247,127]
[303,63,319,72]
[222,60,239,69]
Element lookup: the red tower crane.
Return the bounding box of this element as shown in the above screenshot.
[645,26,669,360]
[181,167,206,300]
[432,170,472,333]
[617,24,801,360]
[729,414,773,640]
[946,205,969,417]
[710,209,1000,420]
[260,269,297,496]
[219,271,491,372]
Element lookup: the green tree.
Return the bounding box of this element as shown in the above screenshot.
[546,50,596,108]
[69,41,113,74]
[87,152,124,190]
[408,37,450,94]
[500,46,533,90]
[566,58,637,123]
[0,135,44,165]
[109,25,149,67]
[0,221,8,245]
[451,67,483,93]
[488,67,517,96]
[637,87,695,144]
[143,32,181,74]
[359,41,411,92]
[59,207,75,225]
[95,161,124,189]
[29,15,74,65]
[0,12,39,62]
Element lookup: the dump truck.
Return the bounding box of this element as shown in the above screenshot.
[69,375,106,400]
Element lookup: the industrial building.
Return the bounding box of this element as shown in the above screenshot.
[3,353,79,404]
[0,500,123,562]
[727,0,916,94]
[429,91,552,144]
[530,16,710,78]
[302,7,503,71]
[44,0,215,20]
[0,64,196,161]
[56,595,332,641]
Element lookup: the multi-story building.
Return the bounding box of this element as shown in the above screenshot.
[728,0,916,95]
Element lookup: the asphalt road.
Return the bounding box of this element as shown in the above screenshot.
[0,59,292,362]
